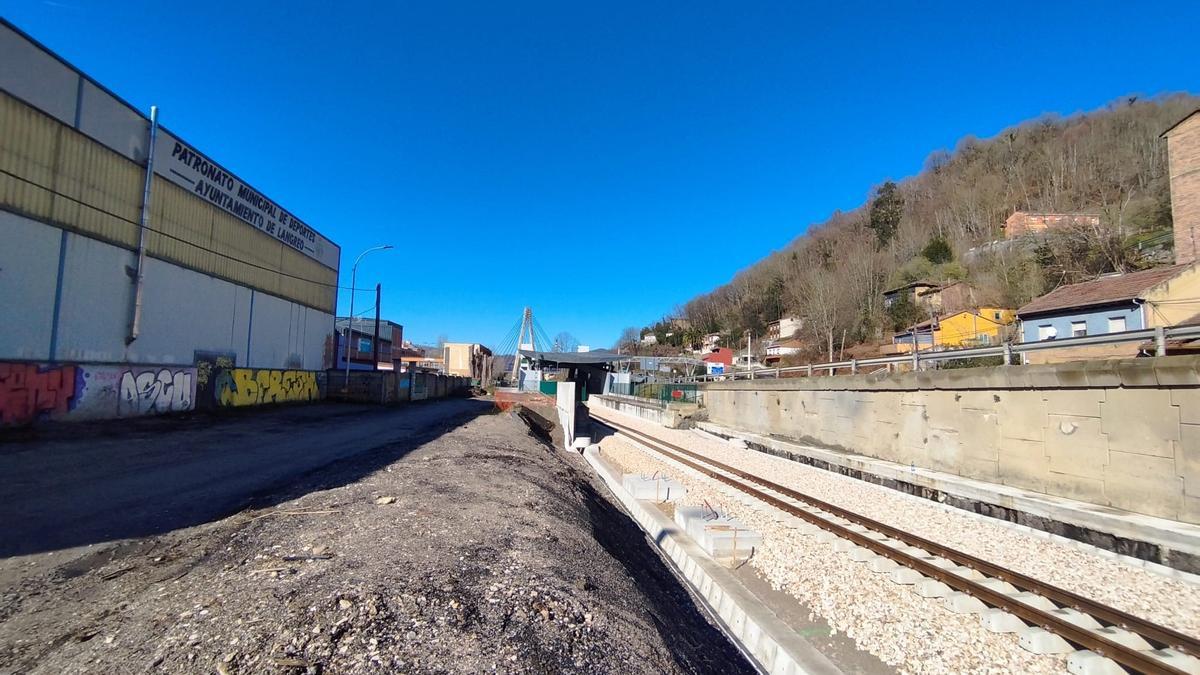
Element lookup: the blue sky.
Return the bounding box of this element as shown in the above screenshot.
[4,1,1198,348]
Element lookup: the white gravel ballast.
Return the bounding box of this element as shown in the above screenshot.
[590,406,1200,674]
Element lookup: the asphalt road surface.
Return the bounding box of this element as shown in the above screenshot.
[0,399,492,559]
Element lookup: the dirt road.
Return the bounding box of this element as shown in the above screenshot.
[0,402,752,674]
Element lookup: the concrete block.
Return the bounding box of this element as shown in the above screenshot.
[622,475,687,502]
[1116,358,1161,387]
[674,508,762,560]
[943,592,988,614]
[870,557,900,574]
[998,390,1049,442]
[980,608,1027,633]
[1007,592,1058,611]
[1091,626,1152,651]
[1019,626,1074,654]
[890,568,924,584]
[948,565,985,581]
[1100,388,1179,458]
[1045,389,1105,418]
[1182,425,1200,497]
[1149,648,1200,675]
[997,437,1049,493]
[1103,451,1183,518]
[1048,607,1101,630]
[977,578,1018,594]
[848,547,876,563]
[958,390,999,413]
[1044,471,1107,504]
[1155,359,1200,386]
[913,579,952,598]
[1173,389,1200,425]
[1083,360,1123,388]
[1045,415,1109,480]
[1067,650,1125,675]
[833,539,857,553]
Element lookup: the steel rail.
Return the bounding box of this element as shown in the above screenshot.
[592,414,1195,675]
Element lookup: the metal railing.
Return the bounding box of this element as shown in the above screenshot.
[607,381,703,403]
[685,324,1200,382]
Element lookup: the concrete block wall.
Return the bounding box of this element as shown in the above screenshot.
[702,357,1200,524]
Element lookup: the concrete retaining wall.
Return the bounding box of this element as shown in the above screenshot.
[589,394,699,428]
[702,357,1200,524]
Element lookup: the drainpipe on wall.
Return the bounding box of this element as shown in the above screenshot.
[126,105,160,345]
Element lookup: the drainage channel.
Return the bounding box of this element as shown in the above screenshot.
[591,413,1200,675]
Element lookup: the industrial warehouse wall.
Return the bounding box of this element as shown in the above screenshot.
[0,211,329,368]
[702,357,1200,524]
[0,22,339,388]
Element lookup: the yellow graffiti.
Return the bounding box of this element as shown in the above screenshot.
[216,369,320,407]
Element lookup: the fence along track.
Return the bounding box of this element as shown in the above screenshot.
[591,414,1198,675]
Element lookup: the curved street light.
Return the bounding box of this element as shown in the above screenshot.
[344,244,394,386]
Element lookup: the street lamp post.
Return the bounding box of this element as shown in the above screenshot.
[344,245,393,388]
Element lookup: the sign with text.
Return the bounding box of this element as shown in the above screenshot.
[156,131,340,270]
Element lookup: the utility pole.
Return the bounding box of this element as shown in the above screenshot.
[344,245,393,390]
[371,283,381,371]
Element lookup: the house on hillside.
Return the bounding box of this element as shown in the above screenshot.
[919,281,979,315]
[766,316,803,341]
[764,337,807,366]
[883,281,939,309]
[1016,264,1200,364]
[702,347,734,375]
[1002,211,1101,239]
[892,307,1016,353]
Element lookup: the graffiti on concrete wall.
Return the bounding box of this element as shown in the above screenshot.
[119,368,195,416]
[0,362,80,426]
[214,368,321,407]
[0,362,198,427]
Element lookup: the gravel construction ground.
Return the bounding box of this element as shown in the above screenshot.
[590,405,1200,674]
[0,402,753,674]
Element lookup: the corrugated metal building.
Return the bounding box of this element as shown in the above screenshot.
[0,19,339,369]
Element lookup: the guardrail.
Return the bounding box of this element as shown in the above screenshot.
[684,324,1200,382]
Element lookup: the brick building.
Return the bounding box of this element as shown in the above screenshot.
[1002,211,1101,239]
[1164,109,1200,265]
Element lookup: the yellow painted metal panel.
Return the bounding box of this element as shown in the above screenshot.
[0,91,336,312]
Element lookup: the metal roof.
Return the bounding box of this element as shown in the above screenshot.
[1017,265,1188,317]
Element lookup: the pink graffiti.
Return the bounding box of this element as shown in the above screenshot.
[0,363,78,426]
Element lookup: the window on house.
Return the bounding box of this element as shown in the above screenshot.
[1108,316,1126,333]
[993,311,1001,321]
[1037,325,1056,341]
[358,337,372,352]
[1070,321,1087,338]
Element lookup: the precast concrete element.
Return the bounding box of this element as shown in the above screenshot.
[700,357,1200,525]
[1067,650,1125,675]
[588,395,698,428]
[622,474,687,502]
[582,446,841,675]
[673,506,762,561]
[698,420,1200,573]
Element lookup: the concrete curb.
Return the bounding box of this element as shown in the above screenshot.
[582,445,842,675]
[697,421,1200,581]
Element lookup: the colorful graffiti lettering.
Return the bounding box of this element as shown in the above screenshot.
[215,369,320,407]
[0,363,78,425]
[119,368,195,416]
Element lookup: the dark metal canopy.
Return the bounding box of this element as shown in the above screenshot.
[518,350,627,366]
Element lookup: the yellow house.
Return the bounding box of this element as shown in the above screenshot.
[933,308,1016,348]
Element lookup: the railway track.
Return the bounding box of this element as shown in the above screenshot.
[590,412,1200,675]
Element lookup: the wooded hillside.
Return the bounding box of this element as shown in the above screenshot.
[645,94,1199,359]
